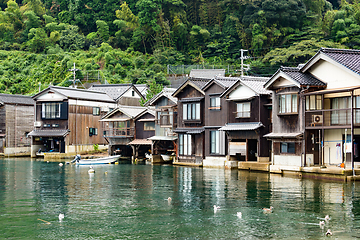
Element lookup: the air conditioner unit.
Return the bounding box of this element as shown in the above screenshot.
[312,115,323,124]
[34,121,42,127]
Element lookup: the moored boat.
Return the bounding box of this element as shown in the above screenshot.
[72,155,120,165]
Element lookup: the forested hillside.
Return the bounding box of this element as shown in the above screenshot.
[0,0,358,96]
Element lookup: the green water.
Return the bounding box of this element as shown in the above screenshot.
[0,158,360,239]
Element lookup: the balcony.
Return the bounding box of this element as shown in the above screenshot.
[305,109,360,128]
[103,127,134,138]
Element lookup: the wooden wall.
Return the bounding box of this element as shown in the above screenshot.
[135,112,155,139]
[177,85,204,128]
[204,83,228,127]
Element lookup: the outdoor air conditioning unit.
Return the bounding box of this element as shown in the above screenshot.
[34,121,42,127]
[312,115,323,124]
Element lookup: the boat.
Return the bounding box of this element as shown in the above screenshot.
[161,154,175,163]
[72,155,120,165]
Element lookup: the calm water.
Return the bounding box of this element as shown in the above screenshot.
[0,158,360,239]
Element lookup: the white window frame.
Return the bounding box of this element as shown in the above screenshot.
[179,134,192,155]
[183,102,200,120]
[42,102,61,119]
[236,102,251,118]
[210,130,225,155]
[210,97,221,109]
[279,94,298,114]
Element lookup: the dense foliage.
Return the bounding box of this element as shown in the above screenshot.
[0,0,358,99]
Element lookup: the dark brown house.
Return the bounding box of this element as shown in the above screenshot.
[173,78,210,165]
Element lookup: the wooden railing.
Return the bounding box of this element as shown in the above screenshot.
[103,127,134,137]
[305,109,360,128]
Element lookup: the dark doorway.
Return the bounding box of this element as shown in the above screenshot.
[247,139,257,161]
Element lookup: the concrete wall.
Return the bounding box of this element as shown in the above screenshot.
[273,155,302,166]
[4,146,31,155]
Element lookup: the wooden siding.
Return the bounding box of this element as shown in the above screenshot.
[5,104,34,148]
[273,141,302,156]
[118,97,142,106]
[204,84,228,127]
[135,112,155,139]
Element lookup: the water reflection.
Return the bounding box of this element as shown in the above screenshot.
[0,158,360,239]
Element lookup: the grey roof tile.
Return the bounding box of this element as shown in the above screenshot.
[216,76,271,95]
[0,93,34,105]
[281,67,326,86]
[47,86,115,102]
[89,84,132,100]
[320,48,360,75]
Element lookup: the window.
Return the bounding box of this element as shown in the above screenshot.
[89,128,98,136]
[42,103,61,119]
[183,103,200,120]
[281,142,295,154]
[157,109,173,126]
[144,122,155,130]
[306,95,322,111]
[210,97,221,109]
[210,130,225,154]
[179,134,192,155]
[236,102,251,118]
[331,97,351,125]
[132,90,135,96]
[93,107,100,116]
[279,94,298,114]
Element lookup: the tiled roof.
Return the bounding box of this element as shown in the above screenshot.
[217,76,271,95]
[117,105,148,119]
[264,132,303,138]
[189,69,225,78]
[145,87,177,106]
[134,84,148,95]
[128,139,152,145]
[281,67,326,86]
[38,86,115,102]
[0,93,34,105]
[28,129,70,137]
[219,122,263,131]
[188,77,211,89]
[174,127,204,134]
[320,48,360,75]
[89,84,133,100]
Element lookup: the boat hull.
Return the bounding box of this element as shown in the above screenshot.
[75,155,120,165]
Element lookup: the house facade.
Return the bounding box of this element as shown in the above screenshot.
[218,76,272,164]
[145,87,178,163]
[29,86,116,157]
[173,78,209,165]
[0,94,34,155]
[101,105,152,157]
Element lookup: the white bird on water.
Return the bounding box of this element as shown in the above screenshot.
[59,163,63,167]
[88,166,95,174]
[214,205,220,213]
[58,213,64,222]
[237,212,242,218]
[326,229,332,236]
[262,206,273,213]
[325,215,330,221]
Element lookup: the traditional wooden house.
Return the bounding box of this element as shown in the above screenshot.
[128,109,155,160]
[172,78,210,165]
[218,76,272,164]
[28,86,116,157]
[89,84,146,106]
[0,94,34,155]
[264,64,326,170]
[145,87,178,163]
[101,105,153,157]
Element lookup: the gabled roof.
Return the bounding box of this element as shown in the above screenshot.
[0,93,34,105]
[89,84,144,101]
[264,66,326,90]
[134,108,155,121]
[201,77,238,91]
[301,48,360,75]
[172,77,209,97]
[134,84,148,95]
[145,87,177,106]
[102,105,148,120]
[219,76,271,97]
[32,86,115,103]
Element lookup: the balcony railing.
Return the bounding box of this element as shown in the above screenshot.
[305,109,360,128]
[103,127,134,137]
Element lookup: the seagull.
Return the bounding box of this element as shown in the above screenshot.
[262,206,273,213]
[237,212,242,218]
[325,215,330,221]
[88,166,95,174]
[59,163,63,167]
[325,229,332,236]
[319,221,325,228]
[58,213,64,222]
[167,197,172,202]
[214,205,220,213]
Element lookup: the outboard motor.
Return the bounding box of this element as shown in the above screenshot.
[71,154,81,163]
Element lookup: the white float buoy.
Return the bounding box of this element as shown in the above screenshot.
[59,163,63,167]
[262,206,273,213]
[59,213,64,222]
[213,205,220,213]
[237,212,242,218]
[325,215,330,221]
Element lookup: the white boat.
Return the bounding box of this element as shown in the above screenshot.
[161,154,174,163]
[72,155,120,165]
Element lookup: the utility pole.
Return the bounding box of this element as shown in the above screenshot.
[240,49,250,77]
[67,63,80,88]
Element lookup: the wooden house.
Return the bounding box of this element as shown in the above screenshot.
[89,84,146,106]
[264,64,326,170]
[172,78,210,165]
[218,76,272,164]
[28,86,116,157]
[101,105,154,157]
[0,94,34,155]
[145,87,178,163]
